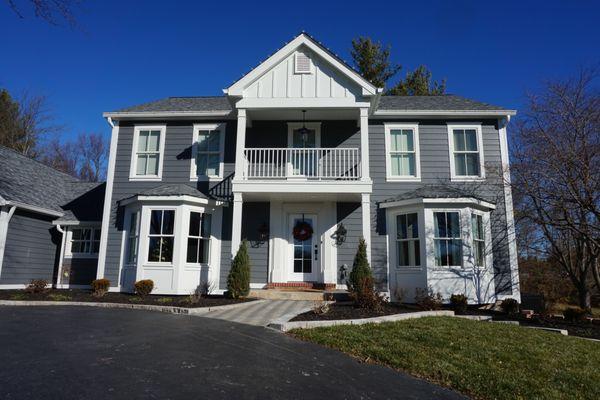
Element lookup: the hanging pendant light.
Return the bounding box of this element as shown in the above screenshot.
[298,110,310,146]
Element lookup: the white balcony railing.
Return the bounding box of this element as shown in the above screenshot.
[243,148,361,180]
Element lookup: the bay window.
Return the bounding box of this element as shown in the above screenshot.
[147,210,175,263]
[186,211,212,264]
[396,213,420,267]
[471,213,486,268]
[126,211,140,264]
[433,211,462,267]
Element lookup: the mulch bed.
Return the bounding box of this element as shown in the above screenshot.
[496,315,600,340]
[0,289,255,308]
[290,302,420,321]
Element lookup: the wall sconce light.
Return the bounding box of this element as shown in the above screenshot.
[332,223,347,246]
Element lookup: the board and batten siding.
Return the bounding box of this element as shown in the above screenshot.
[102,120,236,286]
[0,210,60,285]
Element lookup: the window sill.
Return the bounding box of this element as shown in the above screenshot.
[143,263,174,268]
[130,176,162,182]
[66,254,99,259]
[450,176,485,182]
[386,176,421,182]
[395,267,423,273]
[190,176,223,182]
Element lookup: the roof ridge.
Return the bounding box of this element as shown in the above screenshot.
[0,144,82,182]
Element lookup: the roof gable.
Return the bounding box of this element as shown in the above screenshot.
[225,33,379,98]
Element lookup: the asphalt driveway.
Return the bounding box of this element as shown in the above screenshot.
[0,306,466,399]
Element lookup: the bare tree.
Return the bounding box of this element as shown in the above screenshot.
[42,137,78,176]
[5,0,82,26]
[510,68,600,310]
[42,132,108,181]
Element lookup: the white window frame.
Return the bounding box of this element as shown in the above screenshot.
[129,124,167,181]
[384,123,421,182]
[469,210,493,270]
[431,209,464,268]
[185,210,212,265]
[125,210,141,266]
[145,208,177,265]
[190,123,226,181]
[447,123,485,181]
[65,226,101,258]
[394,211,422,268]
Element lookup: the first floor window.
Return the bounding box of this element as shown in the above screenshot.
[471,214,486,267]
[126,212,140,264]
[433,211,462,267]
[186,212,212,263]
[396,213,420,267]
[147,210,175,262]
[71,227,101,254]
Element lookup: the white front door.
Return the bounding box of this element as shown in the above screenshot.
[288,214,319,282]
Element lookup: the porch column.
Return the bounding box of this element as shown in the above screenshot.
[234,109,247,180]
[0,205,16,277]
[361,193,371,263]
[231,192,243,257]
[359,107,370,181]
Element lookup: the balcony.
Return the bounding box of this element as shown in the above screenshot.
[242,147,361,180]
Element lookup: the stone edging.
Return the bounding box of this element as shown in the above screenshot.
[269,310,455,332]
[0,299,267,315]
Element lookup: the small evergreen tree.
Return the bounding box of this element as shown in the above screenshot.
[388,65,446,96]
[347,238,373,293]
[351,37,401,88]
[226,240,251,299]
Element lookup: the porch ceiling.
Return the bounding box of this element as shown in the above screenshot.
[247,108,359,121]
[240,191,363,202]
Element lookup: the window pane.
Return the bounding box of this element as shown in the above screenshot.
[413,240,421,266]
[196,154,208,176]
[464,130,478,151]
[72,241,82,253]
[197,131,210,151]
[449,239,462,266]
[201,214,212,237]
[136,155,147,175]
[397,214,407,239]
[434,212,446,237]
[187,238,199,263]
[207,131,220,151]
[137,131,149,151]
[150,210,162,235]
[465,154,480,176]
[128,237,138,263]
[92,241,100,253]
[199,238,210,263]
[81,229,91,240]
[147,131,160,151]
[72,229,82,240]
[391,129,413,152]
[453,130,465,151]
[160,237,173,262]
[93,229,101,240]
[294,259,302,273]
[129,213,138,233]
[435,240,447,266]
[294,246,302,258]
[471,215,483,240]
[407,213,418,239]
[398,241,409,266]
[447,212,460,238]
[146,154,159,175]
[189,212,201,236]
[207,154,220,176]
[148,237,161,261]
[162,210,175,235]
[454,154,467,176]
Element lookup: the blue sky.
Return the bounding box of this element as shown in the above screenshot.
[0,0,598,142]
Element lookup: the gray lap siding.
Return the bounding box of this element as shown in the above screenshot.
[1,210,61,285]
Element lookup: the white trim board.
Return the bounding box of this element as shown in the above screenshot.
[384,122,421,182]
[129,124,167,181]
[380,197,496,211]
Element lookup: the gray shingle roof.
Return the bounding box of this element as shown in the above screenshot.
[377,95,507,111]
[115,96,232,113]
[0,145,104,221]
[119,184,210,203]
[380,185,494,205]
[111,94,510,115]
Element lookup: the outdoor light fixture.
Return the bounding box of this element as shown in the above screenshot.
[298,109,310,146]
[332,223,347,246]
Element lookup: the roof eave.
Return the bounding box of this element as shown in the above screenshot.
[103,110,233,120]
[372,109,517,117]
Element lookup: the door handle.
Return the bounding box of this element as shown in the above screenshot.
[314,244,318,260]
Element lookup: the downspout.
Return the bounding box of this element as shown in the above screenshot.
[55,224,66,288]
[0,205,17,279]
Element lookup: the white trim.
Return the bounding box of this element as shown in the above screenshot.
[384,122,421,182]
[235,98,371,109]
[373,110,516,117]
[231,192,243,256]
[129,124,167,181]
[55,284,91,290]
[119,195,222,207]
[102,110,232,119]
[55,224,66,287]
[234,109,247,180]
[52,220,101,226]
[0,205,17,278]
[0,284,27,289]
[380,197,496,210]
[225,33,378,96]
[64,226,102,258]
[1,201,62,217]
[361,193,371,263]
[360,108,370,181]
[190,123,226,181]
[232,179,372,194]
[447,123,485,181]
[97,119,119,279]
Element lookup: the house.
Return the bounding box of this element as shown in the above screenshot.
[94,32,519,303]
[0,145,105,288]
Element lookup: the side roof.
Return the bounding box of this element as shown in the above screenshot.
[0,145,104,221]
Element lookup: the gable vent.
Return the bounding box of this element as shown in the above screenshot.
[295,53,312,74]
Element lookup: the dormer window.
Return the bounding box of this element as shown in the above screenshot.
[294,52,312,74]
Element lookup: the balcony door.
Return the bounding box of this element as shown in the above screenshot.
[287,122,321,178]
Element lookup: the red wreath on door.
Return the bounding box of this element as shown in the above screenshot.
[293,221,313,241]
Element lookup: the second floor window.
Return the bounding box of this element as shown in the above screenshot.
[433,211,462,267]
[192,124,225,180]
[448,124,484,179]
[131,125,166,180]
[385,123,420,181]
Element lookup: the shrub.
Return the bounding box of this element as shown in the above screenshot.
[91,278,110,298]
[226,240,251,299]
[25,279,49,293]
[134,279,154,297]
[450,294,469,314]
[563,307,587,322]
[415,287,443,310]
[350,275,386,312]
[347,238,373,296]
[312,301,330,315]
[500,298,520,315]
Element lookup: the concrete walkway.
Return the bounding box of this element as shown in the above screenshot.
[204,299,314,326]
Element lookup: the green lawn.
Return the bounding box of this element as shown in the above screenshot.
[290,317,600,400]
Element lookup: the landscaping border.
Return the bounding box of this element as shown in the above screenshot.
[0,299,266,315]
[269,310,455,332]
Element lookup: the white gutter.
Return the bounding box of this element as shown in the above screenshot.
[372,109,517,117]
[2,201,63,217]
[102,110,232,120]
[0,205,17,279]
[55,224,66,288]
[379,197,496,210]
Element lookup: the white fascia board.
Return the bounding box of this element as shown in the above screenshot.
[225,34,378,96]
[102,111,233,120]
[372,110,517,117]
[235,97,371,109]
[379,197,496,210]
[231,180,373,194]
[119,195,223,207]
[51,220,102,226]
[3,201,64,217]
